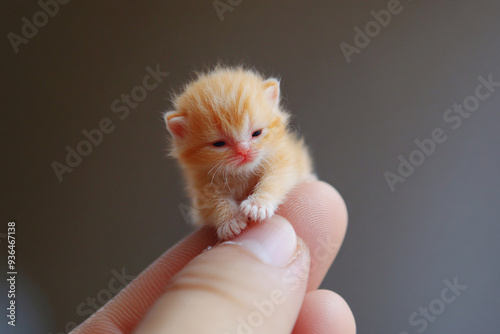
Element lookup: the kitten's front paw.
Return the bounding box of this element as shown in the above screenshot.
[240,198,277,222]
[217,217,248,240]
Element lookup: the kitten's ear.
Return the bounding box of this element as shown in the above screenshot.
[164,111,187,140]
[263,78,280,108]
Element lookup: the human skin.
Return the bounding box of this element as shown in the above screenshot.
[72,181,356,334]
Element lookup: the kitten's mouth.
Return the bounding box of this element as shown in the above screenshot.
[235,155,255,166]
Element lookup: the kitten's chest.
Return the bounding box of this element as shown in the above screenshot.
[225,174,260,202]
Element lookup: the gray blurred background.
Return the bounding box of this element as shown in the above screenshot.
[2,0,500,333]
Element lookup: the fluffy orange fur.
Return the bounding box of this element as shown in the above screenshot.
[165,66,313,240]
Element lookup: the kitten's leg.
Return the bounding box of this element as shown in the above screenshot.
[195,195,247,240]
[216,216,248,240]
[240,166,299,222]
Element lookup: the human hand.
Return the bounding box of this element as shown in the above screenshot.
[72,181,355,334]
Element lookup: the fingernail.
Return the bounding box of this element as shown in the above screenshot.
[222,215,297,266]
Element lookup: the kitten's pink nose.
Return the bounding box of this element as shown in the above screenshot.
[236,142,250,156]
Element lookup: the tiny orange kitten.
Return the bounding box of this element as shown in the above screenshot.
[165,67,313,240]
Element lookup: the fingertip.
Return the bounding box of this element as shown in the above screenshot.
[280,180,348,242]
[224,214,298,267]
[310,180,348,232]
[277,180,348,291]
[293,289,356,334]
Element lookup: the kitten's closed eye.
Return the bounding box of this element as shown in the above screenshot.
[213,141,226,147]
[252,130,262,137]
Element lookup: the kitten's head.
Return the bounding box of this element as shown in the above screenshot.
[164,67,289,175]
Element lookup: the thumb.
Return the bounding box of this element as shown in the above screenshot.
[134,215,310,334]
